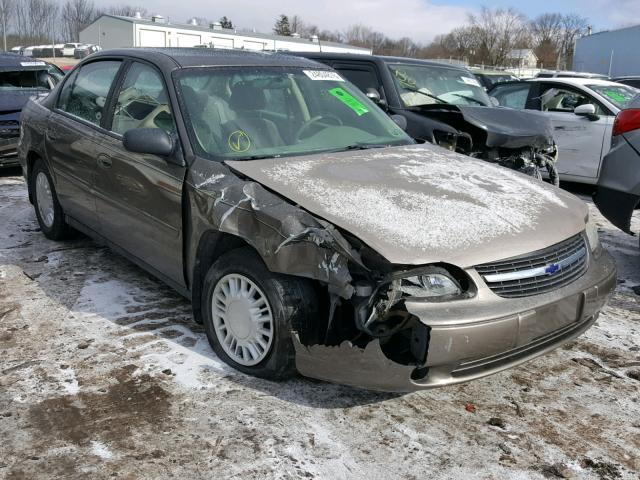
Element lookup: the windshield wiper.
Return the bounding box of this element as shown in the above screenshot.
[450,93,487,106]
[401,86,448,104]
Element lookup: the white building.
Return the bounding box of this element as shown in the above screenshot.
[506,49,538,69]
[79,14,371,54]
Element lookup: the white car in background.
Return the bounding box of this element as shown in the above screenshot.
[62,43,81,56]
[489,77,639,184]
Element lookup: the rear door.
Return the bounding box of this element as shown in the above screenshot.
[537,82,613,180]
[47,60,122,230]
[95,60,186,286]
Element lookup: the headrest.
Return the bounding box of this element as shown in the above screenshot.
[229,83,266,111]
[181,85,205,115]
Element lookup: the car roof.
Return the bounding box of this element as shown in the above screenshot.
[290,52,469,71]
[470,68,516,76]
[89,47,326,70]
[0,53,51,71]
[521,77,623,87]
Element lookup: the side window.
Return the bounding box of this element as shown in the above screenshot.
[334,66,379,93]
[490,83,531,109]
[540,85,604,115]
[111,62,175,135]
[59,61,121,125]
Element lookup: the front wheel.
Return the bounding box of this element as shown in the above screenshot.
[30,160,71,240]
[201,247,317,380]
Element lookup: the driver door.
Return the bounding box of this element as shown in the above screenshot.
[94,61,186,286]
[538,83,613,180]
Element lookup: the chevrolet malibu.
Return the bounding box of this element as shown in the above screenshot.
[18,49,616,392]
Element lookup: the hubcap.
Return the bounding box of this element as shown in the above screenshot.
[35,172,55,228]
[211,274,274,366]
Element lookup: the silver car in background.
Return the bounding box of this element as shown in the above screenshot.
[489,77,639,184]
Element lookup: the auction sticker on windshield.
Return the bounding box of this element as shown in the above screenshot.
[21,62,46,67]
[304,70,344,82]
[328,87,369,116]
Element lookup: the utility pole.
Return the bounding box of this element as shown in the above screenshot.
[1,3,6,53]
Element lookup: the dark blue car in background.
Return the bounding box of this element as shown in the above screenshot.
[0,53,62,168]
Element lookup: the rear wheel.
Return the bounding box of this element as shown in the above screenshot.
[201,247,317,380]
[30,160,71,240]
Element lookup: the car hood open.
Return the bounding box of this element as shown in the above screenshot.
[226,143,587,267]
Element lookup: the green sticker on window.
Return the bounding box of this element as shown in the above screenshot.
[328,87,369,116]
[603,90,627,103]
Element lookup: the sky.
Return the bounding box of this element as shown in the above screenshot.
[98,0,640,44]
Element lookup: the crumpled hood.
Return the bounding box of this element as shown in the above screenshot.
[456,105,554,149]
[227,143,587,267]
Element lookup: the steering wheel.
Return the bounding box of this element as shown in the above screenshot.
[295,114,343,142]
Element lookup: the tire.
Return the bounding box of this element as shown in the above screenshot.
[201,247,317,380]
[30,159,71,240]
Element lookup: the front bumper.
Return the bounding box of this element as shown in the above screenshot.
[293,249,616,392]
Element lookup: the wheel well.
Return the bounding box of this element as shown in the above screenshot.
[191,231,253,324]
[25,151,41,203]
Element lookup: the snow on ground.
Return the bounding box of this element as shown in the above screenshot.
[0,172,638,480]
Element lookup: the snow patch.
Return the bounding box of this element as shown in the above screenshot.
[90,441,115,460]
[263,145,571,252]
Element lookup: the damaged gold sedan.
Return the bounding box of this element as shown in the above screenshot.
[18,49,616,391]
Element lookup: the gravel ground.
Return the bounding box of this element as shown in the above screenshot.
[0,171,638,480]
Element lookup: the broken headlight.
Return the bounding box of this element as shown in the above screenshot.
[392,266,471,300]
[433,131,457,152]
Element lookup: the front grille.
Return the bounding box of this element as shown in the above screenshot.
[475,233,588,298]
[0,120,19,139]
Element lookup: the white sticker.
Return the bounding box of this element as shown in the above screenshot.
[461,76,481,87]
[21,61,46,67]
[303,70,344,82]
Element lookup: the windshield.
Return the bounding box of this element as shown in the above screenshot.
[174,66,411,160]
[0,70,51,91]
[587,83,639,109]
[388,63,491,107]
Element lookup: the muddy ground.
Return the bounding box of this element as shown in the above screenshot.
[0,171,638,480]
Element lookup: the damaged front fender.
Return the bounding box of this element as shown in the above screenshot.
[187,160,366,299]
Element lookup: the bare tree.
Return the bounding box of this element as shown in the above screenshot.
[558,14,589,69]
[15,0,60,43]
[61,0,95,42]
[0,0,14,50]
[468,7,529,66]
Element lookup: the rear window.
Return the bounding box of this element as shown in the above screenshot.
[0,70,49,90]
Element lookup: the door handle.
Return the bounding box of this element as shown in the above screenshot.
[97,154,112,169]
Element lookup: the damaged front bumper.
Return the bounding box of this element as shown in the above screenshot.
[293,249,616,392]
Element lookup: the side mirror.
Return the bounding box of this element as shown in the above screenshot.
[123,128,174,157]
[489,97,500,107]
[366,88,386,106]
[390,114,408,131]
[574,104,599,120]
